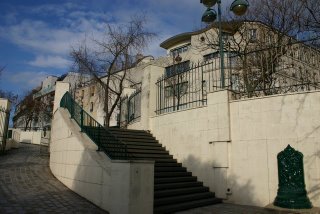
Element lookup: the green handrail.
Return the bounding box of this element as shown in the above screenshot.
[60,92,129,160]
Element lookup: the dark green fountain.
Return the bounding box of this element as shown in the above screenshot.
[274,145,312,209]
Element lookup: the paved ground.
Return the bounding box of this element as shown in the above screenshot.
[0,143,316,214]
[0,143,107,214]
[176,203,274,214]
[176,203,320,214]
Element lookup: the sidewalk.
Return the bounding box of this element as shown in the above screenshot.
[1,143,317,214]
[0,143,107,213]
[176,202,320,214]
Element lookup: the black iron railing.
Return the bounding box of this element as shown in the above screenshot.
[119,89,141,127]
[156,60,233,114]
[60,92,129,160]
[156,43,320,114]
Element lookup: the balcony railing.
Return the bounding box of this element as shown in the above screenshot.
[155,44,320,114]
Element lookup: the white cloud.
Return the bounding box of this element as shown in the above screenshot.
[0,0,236,67]
[26,2,80,17]
[0,2,108,58]
[28,55,71,69]
[0,1,203,60]
[0,19,102,55]
[2,70,50,90]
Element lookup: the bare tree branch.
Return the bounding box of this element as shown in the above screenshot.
[71,15,156,127]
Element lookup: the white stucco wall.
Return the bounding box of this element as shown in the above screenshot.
[53,82,70,113]
[149,90,231,198]
[132,88,320,208]
[12,129,21,143]
[50,108,154,214]
[127,65,165,130]
[0,98,10,110]
[0,99,10,146]
[229,91,320,207]
[19,131,42,144]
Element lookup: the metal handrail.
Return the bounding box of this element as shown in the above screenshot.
[60,92,129,160]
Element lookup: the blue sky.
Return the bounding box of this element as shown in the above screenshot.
[0,0,233,96]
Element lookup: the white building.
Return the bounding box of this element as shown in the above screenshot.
[13,72,90,130]
[58,21,320,209]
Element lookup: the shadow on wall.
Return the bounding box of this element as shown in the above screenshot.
[280,93,320,140]
[182,155,259,206]
[304,151,320,202]
[279,93,320,204]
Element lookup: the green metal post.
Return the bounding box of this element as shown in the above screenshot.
[274,145,312,209]
[98,125,101,151]
[80,109,83,132]
[218,0,225,88]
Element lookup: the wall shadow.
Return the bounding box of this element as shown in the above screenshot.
[181,154,260,206]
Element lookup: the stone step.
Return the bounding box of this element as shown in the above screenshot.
[155,181,203,191]
[154,186,209,198]
[154,197,222,214]
[154,191,214,206]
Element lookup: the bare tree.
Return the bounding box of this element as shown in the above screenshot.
[13,89,53,130]
[196,0,320,98]
[71,15,155,127]
[301,0,320,48]
[161,55,196,111]
[0,91,18,104]
[13,91,38,130]
[302,0,320,32]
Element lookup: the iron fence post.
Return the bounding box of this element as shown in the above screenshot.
[71,97,74,119]
[127,98,129,124]
[80,109,83,132]
[217,0,225,89]
[98,125,101,151]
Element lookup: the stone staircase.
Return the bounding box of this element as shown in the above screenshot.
[105,128,222,213]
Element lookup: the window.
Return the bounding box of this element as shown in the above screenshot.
[203,52,219,61]
[165,61,190,77]
[81,90,84,99]
[311,54,316,65]
[164,82,188,98]
[90,102,94,112]
[231,74,240,91]
[90,86,95,96]
[266,33,273,44]
[226,51,239,67]
[222,33,232,44]
[204,51,238,65]
[248,29,257,42]
[170,44,190,57]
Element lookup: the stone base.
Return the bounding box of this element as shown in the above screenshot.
[274,193,312,209]
[265,204,320,213]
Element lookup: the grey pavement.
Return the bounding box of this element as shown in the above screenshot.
[176,203,276,214]
[0,143,317,214]
[0,143,107,214]
[175,203,320,214]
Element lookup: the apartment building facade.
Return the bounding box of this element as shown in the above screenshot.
[13,72,89,130]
